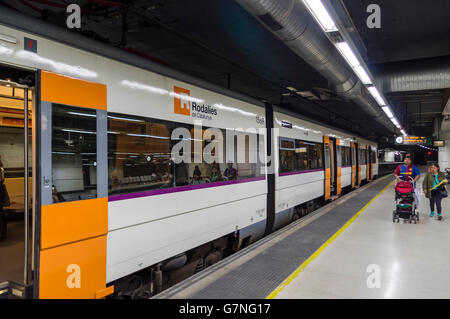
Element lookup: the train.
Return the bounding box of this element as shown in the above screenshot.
[0,17,378,299]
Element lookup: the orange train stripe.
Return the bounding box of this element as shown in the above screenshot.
[41,197,108,250]
[96,286,115,299]
[39,235,107,299]
[41,71,107,110]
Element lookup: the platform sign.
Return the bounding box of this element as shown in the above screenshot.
[397,135,426,145]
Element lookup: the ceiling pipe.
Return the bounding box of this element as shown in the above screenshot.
[235,0,394,132]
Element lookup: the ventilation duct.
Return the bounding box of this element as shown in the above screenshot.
[236,0,394,132]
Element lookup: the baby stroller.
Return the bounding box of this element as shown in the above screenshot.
[393,178,419,224]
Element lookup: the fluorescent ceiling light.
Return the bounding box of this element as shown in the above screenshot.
[303,0,338,32]
[336,42,359,67]
[391,118,399,126]
[68,111,96,117]
[286,86,297,92]
[354,66,372,85]
[368,86,386,106]
[61,129,96,135]
[382,106,394,118]
[400,129,407,136]
[108,115,145,122]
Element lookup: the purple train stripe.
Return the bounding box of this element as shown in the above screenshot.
[278,168,324,177]
[108,175,266,202]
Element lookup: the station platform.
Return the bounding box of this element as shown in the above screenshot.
[155,173,450,299]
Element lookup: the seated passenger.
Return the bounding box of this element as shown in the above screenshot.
[191,166,206,185]
[209,165,223,183]
[223,162,237,181]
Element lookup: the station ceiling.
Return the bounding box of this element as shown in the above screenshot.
[1,0,449,142]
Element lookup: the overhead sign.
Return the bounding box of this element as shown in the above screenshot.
[396,135,425,145]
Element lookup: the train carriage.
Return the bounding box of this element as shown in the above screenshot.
[0,18,377,299]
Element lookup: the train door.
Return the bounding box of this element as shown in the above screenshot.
[356,143,361,187]
[36,70,112,299]
[0,64,34,298]
[335,139,342,196]
[367,146,372,181]
[351,142,356,188]
[323,136,337,200]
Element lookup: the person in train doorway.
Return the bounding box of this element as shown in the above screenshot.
[423,163,448,220]
[0,155,9,240]
[223,162,237,181]
[394,156,421,203]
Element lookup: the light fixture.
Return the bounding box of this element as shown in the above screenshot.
[61,129,96,135]
[336,42,359,67]
[354,66,372,85]
[391,118,399,126]
[368,86,386,106]
[381,106,394,118]
[400,129,407,136]
[107,115,145,122]
[68,111,96,117]
[302,0,338,32]
[286,86,297,92]
[335,42,373,85]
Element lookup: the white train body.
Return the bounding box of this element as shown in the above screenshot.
[0,21,378,298]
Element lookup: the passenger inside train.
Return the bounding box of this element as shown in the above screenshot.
[223,162,237,181]
[208,164,223,183]
[191,166,205,185]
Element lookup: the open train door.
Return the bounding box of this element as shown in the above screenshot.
[367,146,373,181]
[0,64,34,298]
[36,70,113,299]
[336,139,342,196]
[324,136,339,200]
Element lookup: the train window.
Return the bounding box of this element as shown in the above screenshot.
[309,142,323,169]
[341,146,351,167]
[359,148,367,165]
[108,113,263,196]
[295,140,309,170]
[370,149,377,163]
[279,138,295,173]
[51,104,97,202]
[279,137,323,174]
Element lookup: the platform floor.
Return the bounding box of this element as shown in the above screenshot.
[156,172,450,299]
[275,174,450,299]
[157,174,424,299]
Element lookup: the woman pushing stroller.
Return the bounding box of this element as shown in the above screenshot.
[394,157,421,202]
[423,163,448,220]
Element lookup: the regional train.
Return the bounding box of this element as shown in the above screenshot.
[0,18,377,299]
